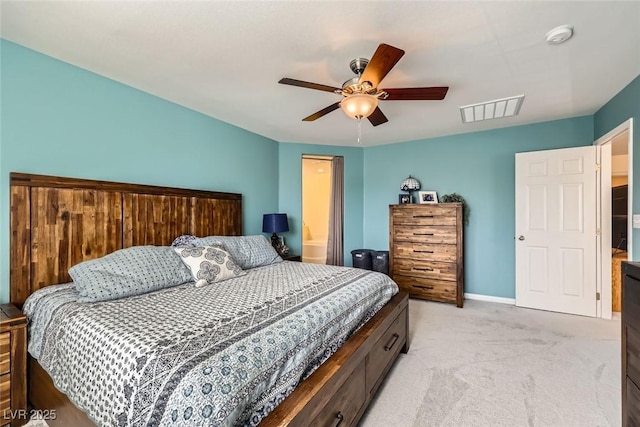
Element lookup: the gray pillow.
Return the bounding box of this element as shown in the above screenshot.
[191,235,282,269]
[69,246,193,302]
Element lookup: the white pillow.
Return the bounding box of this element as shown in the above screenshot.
[173,246,246,287]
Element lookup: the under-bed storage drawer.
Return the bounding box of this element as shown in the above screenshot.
[366,307,407,396]
[309,361,366,427]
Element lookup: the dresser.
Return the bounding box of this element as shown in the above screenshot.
[389,203,463,307]
[622,262,640,426]
[0,304,27,427]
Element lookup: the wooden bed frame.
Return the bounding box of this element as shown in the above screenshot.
[9,172,409,427]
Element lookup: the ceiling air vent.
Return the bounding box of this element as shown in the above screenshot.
[460,95,525,123]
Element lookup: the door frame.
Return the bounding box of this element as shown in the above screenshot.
[594,118,633,319]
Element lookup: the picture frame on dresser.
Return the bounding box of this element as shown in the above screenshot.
[399,194,411,204]
[418,191,438,204]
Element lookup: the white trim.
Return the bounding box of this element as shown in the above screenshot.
[464,293,515,305]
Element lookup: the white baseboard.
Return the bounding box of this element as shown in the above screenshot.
[464,293,515,305]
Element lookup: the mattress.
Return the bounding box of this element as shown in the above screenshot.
[23,261,398,426]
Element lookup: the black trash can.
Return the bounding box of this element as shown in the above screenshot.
[351,249,373,270]
[371,250,389,275]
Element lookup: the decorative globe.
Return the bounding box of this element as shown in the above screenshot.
[400,175,421,192]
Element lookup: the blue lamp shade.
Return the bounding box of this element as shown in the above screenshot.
[262,213,289,234]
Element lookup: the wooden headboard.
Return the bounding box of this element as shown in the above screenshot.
[9,172,242,306]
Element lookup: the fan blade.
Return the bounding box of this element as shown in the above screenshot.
[359,43,405,88]
[279,78,341,93]
[367,107,389,127]
[383,87,449,100]
[302,102,341,121]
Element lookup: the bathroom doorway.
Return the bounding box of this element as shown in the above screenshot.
[301,155,344,265]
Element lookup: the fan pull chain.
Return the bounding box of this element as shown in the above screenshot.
[357,117,362,144]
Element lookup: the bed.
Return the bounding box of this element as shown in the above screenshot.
[9,172,409,427]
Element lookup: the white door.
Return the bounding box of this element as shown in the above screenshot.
[515,146,597,317]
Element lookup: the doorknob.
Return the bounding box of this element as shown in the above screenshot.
[518,235,525,241]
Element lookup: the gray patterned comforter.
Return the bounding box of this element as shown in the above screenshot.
[24,261,398,426]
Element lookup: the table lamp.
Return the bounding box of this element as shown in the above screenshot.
[262,213,289,252]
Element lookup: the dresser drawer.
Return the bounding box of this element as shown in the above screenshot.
[0,373,9,418]
[627,325,640,388]
[392,206,458,226]
[366,307,407,395]
[393,225,457,244]
[0,333,9,375]
[309,361,365,427]
[393,275,457,303]
[625,276,640,331]
[393,243,457,262]
[626,376,640,427]
[393,259,456,281]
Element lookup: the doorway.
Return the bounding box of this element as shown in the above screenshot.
[596,118,633,319]
[301,155,344,265]
[515,119,633,318]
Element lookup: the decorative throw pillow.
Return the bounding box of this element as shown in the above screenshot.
[173,246,246,287]
[171,234,197,247]
[69,246,193,303]
[191,235,282,269]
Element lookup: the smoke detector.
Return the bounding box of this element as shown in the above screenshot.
[546,25,574,45]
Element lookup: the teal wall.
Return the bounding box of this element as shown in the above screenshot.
[363,116,594,299]
[278,144,363,267]
[1,38,635,304]
[0,40,280,303]
[594,74,640,257]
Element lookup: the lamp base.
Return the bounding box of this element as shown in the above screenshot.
[270,233,289,256]
[270,233,280,249]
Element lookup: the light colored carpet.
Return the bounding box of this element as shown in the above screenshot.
[360,299,620,427]
[24,419,48,427]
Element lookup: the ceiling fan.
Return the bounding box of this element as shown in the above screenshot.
[278,43,449,127]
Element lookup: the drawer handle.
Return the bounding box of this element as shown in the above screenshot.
[384,333,400,351]
[414,267,433,271]
[413,215,434,218]
[413,232,434,236]
[414,250,434,253]
[332,412,344,427]
[415,285,434,290]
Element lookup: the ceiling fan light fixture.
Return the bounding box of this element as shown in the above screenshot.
[340,93,379,120]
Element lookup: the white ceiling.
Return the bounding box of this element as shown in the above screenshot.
[1,1,639,147]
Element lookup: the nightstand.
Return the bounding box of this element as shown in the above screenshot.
[281,254,301,262]
[0,304,27,427]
